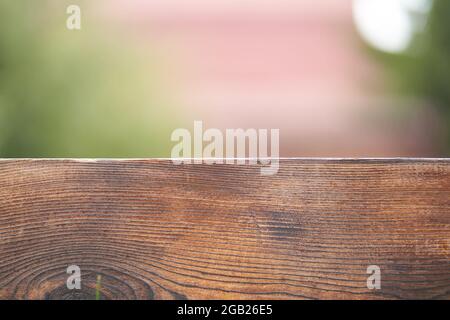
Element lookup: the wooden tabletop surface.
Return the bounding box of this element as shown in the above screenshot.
[0,159,449,299]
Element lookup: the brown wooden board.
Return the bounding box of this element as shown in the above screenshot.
[0,159,449,299]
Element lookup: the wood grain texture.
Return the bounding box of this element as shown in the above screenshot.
[0,159,449,300]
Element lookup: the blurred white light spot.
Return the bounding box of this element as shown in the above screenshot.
[353,0,413,53]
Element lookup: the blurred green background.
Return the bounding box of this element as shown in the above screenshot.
[0,1,178,157]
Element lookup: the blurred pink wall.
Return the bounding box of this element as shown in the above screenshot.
[95,0,440,156]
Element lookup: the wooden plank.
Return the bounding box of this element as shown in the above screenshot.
[0,159,449,300]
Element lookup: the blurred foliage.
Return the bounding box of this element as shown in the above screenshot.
[370,0,450,153]
[414,0,450,118]
[0,1,177,157]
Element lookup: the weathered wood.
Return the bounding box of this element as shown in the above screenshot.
[0,159,449,300]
